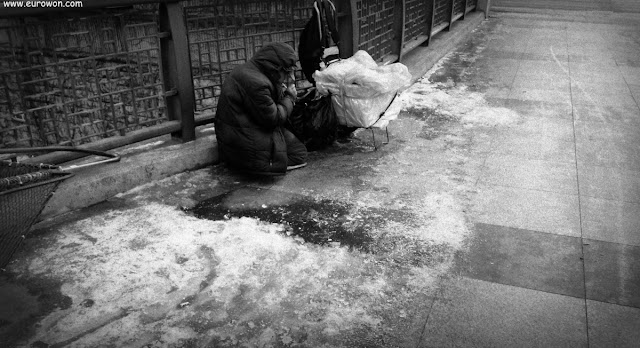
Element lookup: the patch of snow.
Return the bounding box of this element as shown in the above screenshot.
[126,140,166,152]
[399,79,519,127]
[198,125,216,134]
[413,192,470,248]
[22,203,438,346]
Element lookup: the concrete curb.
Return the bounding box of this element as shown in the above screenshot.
[39,133,218,221]
[38,12,486,222]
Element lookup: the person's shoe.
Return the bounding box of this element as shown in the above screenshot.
[286,162,307,171]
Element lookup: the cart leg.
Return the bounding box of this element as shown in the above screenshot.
[370,127,390,151]
[371,128,378,151]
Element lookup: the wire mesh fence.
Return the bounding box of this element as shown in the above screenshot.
[184,0,314,115]
[353,0,397,62]
[468,0,479,12]
[404,0,433,47]
[453,0,466,18]
[433,0,453,29]
[0,7,166,149]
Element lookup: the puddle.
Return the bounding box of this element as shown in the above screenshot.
[189,187,413,252]
[0,275,72,347]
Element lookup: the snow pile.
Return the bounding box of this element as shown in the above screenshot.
[22,203,433,346]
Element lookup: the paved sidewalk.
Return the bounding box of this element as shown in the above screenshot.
[492,0,640,13]
[1,9,639,348]
[420,9,640,347]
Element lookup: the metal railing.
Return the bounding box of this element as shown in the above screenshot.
[0,0,480,164]
[184,0,314,115]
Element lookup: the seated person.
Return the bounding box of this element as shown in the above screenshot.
[214,42,308,175]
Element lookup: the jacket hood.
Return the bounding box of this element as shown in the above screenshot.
[251,42,297,75]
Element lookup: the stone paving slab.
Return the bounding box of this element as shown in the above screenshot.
[507,116,575,141]
[512,73,571,90]
[472,184,582,237]
[574,120,640,145]
[509,87,573,104]
[587,300,640,348]
[479,155,578,194]
[506,99,574,119]
[570,81,633,96]
[419,277,588,348]
[572,88,638,107]
[490,133,576,163]
[576,141,640,171]
[584,240,640,308]
[581,197,640,246]
[629,85,640,103]
[517,60,569,74]
[620,67,640,84]
[455,223,585,298]
[577,165,640,203]
[573,103,640,125]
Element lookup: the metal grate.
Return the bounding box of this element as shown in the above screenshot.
[0,8,167,149]
[403,0,432,46]
[354,0,396,61]
[453,0,466,17]
[184,0,314,114]
[433,0,452,29]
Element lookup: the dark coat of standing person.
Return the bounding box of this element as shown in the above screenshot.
[214,42,308,175]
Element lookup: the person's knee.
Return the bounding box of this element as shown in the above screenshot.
[282,129,307,165]
[288,148,307,165]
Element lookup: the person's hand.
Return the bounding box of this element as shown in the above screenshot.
[285,83,297,99]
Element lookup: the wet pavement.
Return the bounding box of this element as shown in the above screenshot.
[1,9,640,348]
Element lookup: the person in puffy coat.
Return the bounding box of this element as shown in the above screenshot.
[214,42,308,175]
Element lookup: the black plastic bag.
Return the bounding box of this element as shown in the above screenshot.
[286,88,338,151]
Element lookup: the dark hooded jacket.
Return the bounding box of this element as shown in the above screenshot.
[214,43,298,175]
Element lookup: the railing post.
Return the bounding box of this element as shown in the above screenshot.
[393,0,406,62]
[448,0,455,30]
[335,0,355,58]
[426,0,436,45]
[349,0,360,55]
[462,0,468,19]
[159,1,195,142]
[478,0,491,19]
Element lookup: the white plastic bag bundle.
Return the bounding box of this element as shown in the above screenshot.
[314,50,412,128]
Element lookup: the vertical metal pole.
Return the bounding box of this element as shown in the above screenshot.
[350,0,359,55]
[335,0,355,58]
[426,0,436,46]
[448,0,455,30]
[485,0,491,19]
[462,0,468,19]
[159,1,195,142]
[393,0,405,62]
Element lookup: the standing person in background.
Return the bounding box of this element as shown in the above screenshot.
[214,42,308,175]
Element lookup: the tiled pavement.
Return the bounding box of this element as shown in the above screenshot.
[419,10,640,348]
[492,0,640,13]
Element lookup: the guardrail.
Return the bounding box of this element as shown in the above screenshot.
[0,0,484,164]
